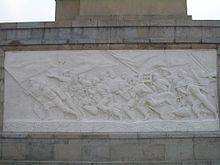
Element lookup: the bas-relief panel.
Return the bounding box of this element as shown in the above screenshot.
[3,50,219,132]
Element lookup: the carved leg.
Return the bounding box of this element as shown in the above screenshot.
[125,110,135,120]
[136,98,150,120]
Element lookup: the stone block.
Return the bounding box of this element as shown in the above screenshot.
[2,143,28,160]
[194,138,220,160]
[71,28,83,41]
[217,56,220,67]
[17,30,31,40]
[44,29,59,41]
[31,29,44,40]
[6,30,17,40]
[202,27,220,43]
[0,23,17,29]
[82,28,111,43]
[0,30,7,41]
[149,27,175,43]
[165,139,193,161]
[58,28,71,40]
[54,143,82,161]
[26,142,54,160]
[218,45,220,55]
[0,51,4,68]
[136,27,150,42]
[110,27,144,43]
[110,143,165,161]
[175,27,202,43]
[212,160,220,165]
[82,142,110,161]
[0,79,4,99]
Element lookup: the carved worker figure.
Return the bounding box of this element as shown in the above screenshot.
[28,79,80,119]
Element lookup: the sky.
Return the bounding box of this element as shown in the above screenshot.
[0,0,220,23]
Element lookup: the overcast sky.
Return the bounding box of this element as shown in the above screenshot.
[0,0,220,23]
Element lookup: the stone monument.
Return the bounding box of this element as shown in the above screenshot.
[0,0,220,164]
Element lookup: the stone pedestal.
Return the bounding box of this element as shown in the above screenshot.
[55,0,187,21]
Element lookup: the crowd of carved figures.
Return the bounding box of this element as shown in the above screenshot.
[25,64,218,121]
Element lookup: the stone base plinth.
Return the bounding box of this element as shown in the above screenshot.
[4,120,219,132]
[1,132,220,162]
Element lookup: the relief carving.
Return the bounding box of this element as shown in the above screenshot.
[4,50,219,132]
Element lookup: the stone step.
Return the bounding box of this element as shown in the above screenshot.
[0,161,220,165]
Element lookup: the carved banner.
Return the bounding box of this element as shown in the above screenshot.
[4,50,219,132]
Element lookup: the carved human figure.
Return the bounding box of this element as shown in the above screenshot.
[187,83,218,118]
[133,80,153,120]
[124,87,138,120]
[151,73,171,93]
[47,69,82,118]
[173,69,217,119]
[28,79,79,119]
[95,74,123,120]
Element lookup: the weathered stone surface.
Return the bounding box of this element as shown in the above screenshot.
[16,30,31,40]
[176,27,202,43]
[0,30,7,41]
[212,160,220,165]
[110,143,165,161]
[31,29,44,40]
[58,28,71,40]
[150,27,175,43]
[26,142,54,160]
[0,133,219,162]
[44,29,59,41]
[54,143,82,161]
[1,20,220,45]
[110,27,142,43]
[6,30,17,41]
[194,138,220,160]
[55,0,187,21]
[82,142,110,161]
[203,27,220,43]
[165,139,193,161]
[2,143,28,160]
[218,45,220,55]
